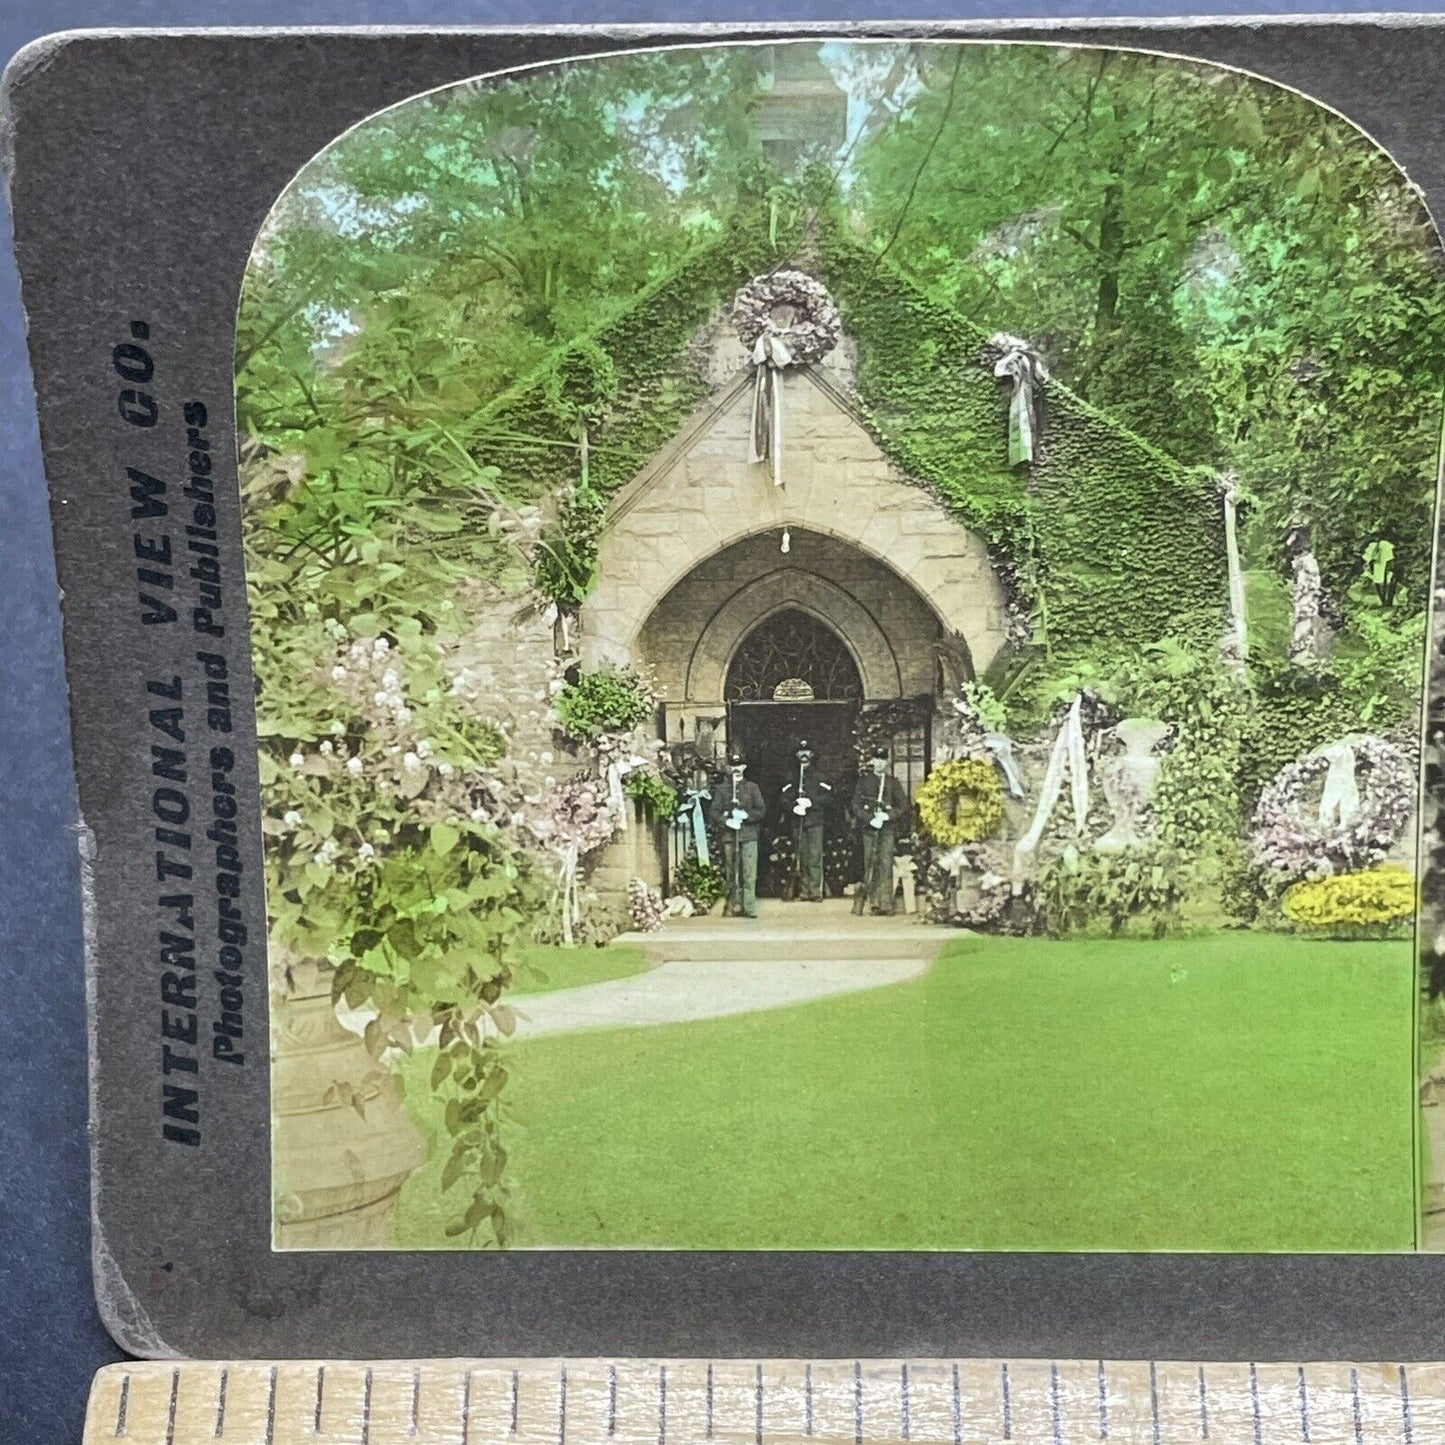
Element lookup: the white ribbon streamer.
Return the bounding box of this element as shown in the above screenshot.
[748,332,792,488]
[1318,741,1362,829]
[554,841,580,947]
[1013,695,1089,886]
[984,733,1026,799]
[1220,474,1248,666]
[603,753,649,832]
[683,787,711,867]
[605,761,628,831]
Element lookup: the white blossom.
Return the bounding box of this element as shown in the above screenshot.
[346,756,363,775]
[319,740,333,756]
[331,665,348,681]
[289,751,305,769]
[403,752,421,772]
[283,810,303,827]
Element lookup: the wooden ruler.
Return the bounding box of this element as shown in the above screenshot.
[82,1358,1445,1444]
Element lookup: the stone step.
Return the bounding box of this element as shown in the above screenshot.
[617,901,950,963]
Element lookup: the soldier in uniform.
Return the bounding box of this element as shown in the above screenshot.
[708,750,767,919]
[779,737,832,901]
[850,745,910,916]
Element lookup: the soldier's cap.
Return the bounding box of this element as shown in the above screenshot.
[727,751,748,766]
[869,745,890,760]
[795,738,813,753]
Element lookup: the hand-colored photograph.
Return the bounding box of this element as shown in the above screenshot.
[240,40,1441,1252]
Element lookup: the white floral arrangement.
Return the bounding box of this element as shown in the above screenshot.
[627,877,667,933]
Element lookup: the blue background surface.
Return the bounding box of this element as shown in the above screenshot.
[0,1,1437,1436]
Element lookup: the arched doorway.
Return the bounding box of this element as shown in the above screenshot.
[725,608,862,896]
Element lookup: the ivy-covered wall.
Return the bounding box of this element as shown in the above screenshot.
[817,233,1229,662]
[463,207,1227,679]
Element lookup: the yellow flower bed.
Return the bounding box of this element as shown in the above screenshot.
[1282,865,1417,931]
[915,757,1004,847]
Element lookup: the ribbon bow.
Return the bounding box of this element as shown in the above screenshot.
[991,334,1050,467]
[748,332,793,488]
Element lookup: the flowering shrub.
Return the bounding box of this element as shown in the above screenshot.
[554,665,657,743]
[1036,845,1190,938]
[1283,866,1417,935]
[539,775,618,853]
[1251,735,1413,877]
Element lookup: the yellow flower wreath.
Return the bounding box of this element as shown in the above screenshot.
[915,757,1005,847]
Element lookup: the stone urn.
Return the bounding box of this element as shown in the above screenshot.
[1095,719,1171,853]
[271,957,428,1250]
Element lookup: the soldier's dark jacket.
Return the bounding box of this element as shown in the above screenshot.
[848,771,910,830]
[708,774,767,842]
[780,762,831,828]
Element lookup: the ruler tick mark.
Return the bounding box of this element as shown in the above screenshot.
[1051,1363,1062,1445]
[559,1365,568,1445]
[314,1365,325,1434]
[1351,1367,1364,1445]
[166,1369,180,1445]
[410,1367,421,1437]
[900,1363,910,1442]
[658,1364,667,1445]
[264,1366,277,1445]
[215,1369,228,1438]
[462,1371,474,1445]
[114,1373,130,1437]
[951,1363,961,1445]
[608,1365,618,1437]
[1002,1362,1013,1442]
[361,1367,374,1445]
[706,1362,714,1440]
[1401,1364,1414,1445]
[1249,1363,1261,1445]
[756,1362,764,1445]
[804,1363,814,1439]
[1150,1361,1161,1445]
[510,1369,519,1436]
[1197,1366,1209,1441]
[1297,1365,1310,1443]
[1098,1360,1108,1440]
[854,1360,863,1445]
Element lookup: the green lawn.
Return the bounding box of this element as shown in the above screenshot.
[392,932,1418,1252]
[512,941,653,994]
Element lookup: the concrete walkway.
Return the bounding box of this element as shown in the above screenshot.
[508,899,951,1039]
[509,955,932,1040]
